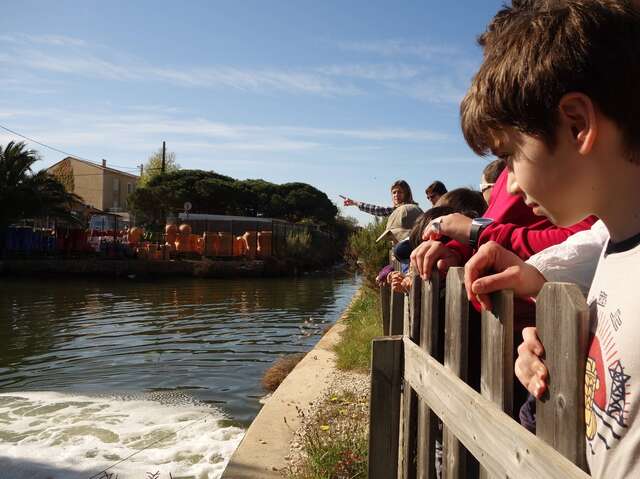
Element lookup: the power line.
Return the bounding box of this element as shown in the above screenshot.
[0,123,140,171]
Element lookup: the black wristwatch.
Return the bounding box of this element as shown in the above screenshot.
[469,217,494,249]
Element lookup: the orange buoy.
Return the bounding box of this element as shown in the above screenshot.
[203,232,220,257]
[218,232,233,257]
[128,227,143,244]
[176,224,192,253]
[243,231,257,259]
[257,231,273,257]
[165,224,178,245]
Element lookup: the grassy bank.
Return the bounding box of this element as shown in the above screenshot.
[287,287,382,478]
[286,390,369,479]
[334,287,383,372]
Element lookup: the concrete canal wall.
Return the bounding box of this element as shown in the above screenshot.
[0,257,296,279]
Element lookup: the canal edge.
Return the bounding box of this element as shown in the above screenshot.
[221,287,364,479]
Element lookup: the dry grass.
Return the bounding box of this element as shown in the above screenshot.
[261,353,307,392]
[285,390,369,479]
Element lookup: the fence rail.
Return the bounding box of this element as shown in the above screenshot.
[370,267,591,479]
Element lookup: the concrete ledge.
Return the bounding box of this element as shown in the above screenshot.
[222,290,361,478]
[0,257,294,278]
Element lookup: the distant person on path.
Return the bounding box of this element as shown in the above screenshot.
[342,180,417,217]
[374,202,423,285]
[425,180,447,205]
[479,159,506,205]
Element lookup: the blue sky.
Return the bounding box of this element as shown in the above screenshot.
[0,0,505,224]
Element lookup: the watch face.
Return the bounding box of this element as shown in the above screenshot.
[473,217,494,227]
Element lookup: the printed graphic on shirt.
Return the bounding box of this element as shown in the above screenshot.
[585,291,631,455]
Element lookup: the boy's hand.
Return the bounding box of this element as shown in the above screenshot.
[464,241,547,310]
[515,327,548,399]
[390,272,408,293]
[423,213,472,244]
[400,275,412,293]
[410,240,462,280]
[386,271,402,286]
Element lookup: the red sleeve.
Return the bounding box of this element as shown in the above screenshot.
[446,240,473,264]
[477,215,598,260]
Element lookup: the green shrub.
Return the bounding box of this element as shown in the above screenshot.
[334,288,383,372]
[347,219,389,288]
[286,229,313,260]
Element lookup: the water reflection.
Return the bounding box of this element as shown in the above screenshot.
[0,273,358,424]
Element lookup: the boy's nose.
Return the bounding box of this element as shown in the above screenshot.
[506,170,522,196]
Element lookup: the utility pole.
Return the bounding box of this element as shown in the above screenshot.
[161,141,166,174]
[139,164,144,176]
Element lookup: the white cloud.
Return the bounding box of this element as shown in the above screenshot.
[315,63,423,81]
[387,78,466,104]
[0,45,361,96]
[335,39,457,60]
[0,33,87,47]
[0,106,451,164]
[0,31,474,103]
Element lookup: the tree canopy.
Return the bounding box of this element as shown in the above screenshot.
[129,169,338,226]
[0,141,81,230]
[138,148,180,186]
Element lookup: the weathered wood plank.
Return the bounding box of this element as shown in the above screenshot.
[380,284,391,336]
[390,290,405,335]
[480,289,514,412]
[480,289,514,479]
[369,336,404,479]
[402,275,422,479]
[443,267,470,479]
[536,283,589,471]
[417,273,441,479]
[403,337,591,479]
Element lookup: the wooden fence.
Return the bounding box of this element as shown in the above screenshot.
[370,267,591,479]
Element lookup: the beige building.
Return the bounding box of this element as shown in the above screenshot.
[47,157,139,217]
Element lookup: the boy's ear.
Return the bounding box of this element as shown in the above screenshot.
[558,93,597,155]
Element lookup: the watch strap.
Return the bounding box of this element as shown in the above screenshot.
[469,218,493,249]
[469,222,483,249]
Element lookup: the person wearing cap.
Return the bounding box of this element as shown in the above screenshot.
[374,203,422,285]
[375,203,423,244]
[342,180,417,217]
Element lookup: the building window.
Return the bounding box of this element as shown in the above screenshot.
[113,178,120,192]
[127,183,133,194]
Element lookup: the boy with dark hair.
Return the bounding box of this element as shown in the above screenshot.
[480,159,505,203]
[425,180,447,205]
[461,1,640,476]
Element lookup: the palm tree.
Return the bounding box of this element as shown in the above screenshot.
[0,141,81,232]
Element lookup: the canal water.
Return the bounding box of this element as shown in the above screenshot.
[0,273,359,479]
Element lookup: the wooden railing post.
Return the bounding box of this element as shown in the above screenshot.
[480,289,514,479]
[390,290,405,335]
[402,275,422,479]
[536,283,589,471]
[443,267,471,479]
[417,273,441,479]
[403,337,591,479]
[369,336,404,479]
[380,284,391,336]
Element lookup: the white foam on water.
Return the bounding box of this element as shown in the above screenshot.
[0,391,244,479]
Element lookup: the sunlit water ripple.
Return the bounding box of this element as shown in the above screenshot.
[0,273,359,478]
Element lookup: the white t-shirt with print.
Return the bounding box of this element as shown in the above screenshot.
[585,238,640,478]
